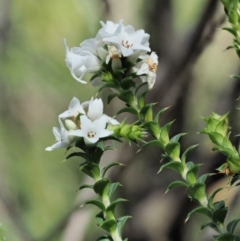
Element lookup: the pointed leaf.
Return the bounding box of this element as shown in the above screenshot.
[197,174,210,184]
[106,198,128,217]
[227,218,240,234]
[66,152,89,161]
[94,178,111,198]
[201,222,219,232]
[208,188,224,209]
[188,183,207,205]
[109,182,121,198]
[82,199,105,211]
[95,212,105,226]
[101,162,124,178]
[141,140,164,149]
[165,142,181,161]
[154,106,170,122]
[117,216,131,235]
[165,181,188,194]
[181,144,198,164]
[79,184,93,190]
[170,133,186,142]
[100,219,117,233]
[117,107,139,116]
[215,233,235,241]
[158,161,183,174]
[107,93,118,104]
[186,164,202,184]
[185,206,212,222]
[79,162,100,180]
[96,235,113,241]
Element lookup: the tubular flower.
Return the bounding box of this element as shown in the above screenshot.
[45,121,76,151]
[103,24,150,57]
[71,115,113,145]
[64,39,101,84]
[87,98,119,125]
[134,52,158,89]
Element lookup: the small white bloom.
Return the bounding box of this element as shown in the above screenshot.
[97,20,123,39]
[134,52,158,89]
[59,97,88,119]
[103,25,150,57]
[106,45,122,70]
[71,115,113,145]
[45,122,76,151]
[63,39,101,84]
[87,98,119,125]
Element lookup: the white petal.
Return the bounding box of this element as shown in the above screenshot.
[88,98,103,121]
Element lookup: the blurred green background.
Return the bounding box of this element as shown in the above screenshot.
[0,1,239,241]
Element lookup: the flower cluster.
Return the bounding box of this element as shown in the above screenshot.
[64,20,158,89]
[46,97,118,151]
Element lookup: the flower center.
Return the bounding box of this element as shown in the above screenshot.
[121,40,133,49]
[87,131,96,138]
[147,58,157,73]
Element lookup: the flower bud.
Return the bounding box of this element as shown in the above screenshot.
[64,119,78,131]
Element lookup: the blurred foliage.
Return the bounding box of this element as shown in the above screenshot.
[0,1,240,241]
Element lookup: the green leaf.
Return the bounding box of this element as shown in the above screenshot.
[201,222,219,232]
[158,161,183,174]
[109,182,121,198]
[120,76,134,89]
[79,184,93,190]
[165,142,181,161]
[181,144,198,164]
[140,104,153,122]
[208,188,224,209]
[100,219,117,233]
[159,121,174,146]
[214,233,235,241]
[185,206,212,222]
[141,140,164,149]
[165,181,188,194]
[118,90,134,103]
[95,212,105,226]
[82,199,105,211]
[222,27,237,37]
[94,178,111,198]
[135,82,148,94]
[101,162,124,178]
[143,121,161,139]
[227,219,240,234]
[117,216,131,235]
[96,235,113,241]
[107,93,118,104]
[106,198,128,217]
[197,174,210,184]
[154,106,170,122]
[66,152,89,161]
[98,82,118,93]
[117,107,139,116]
[79,162,100,180]
[186,164,202,184]
[170,133,186,142]
[188,183,207,205]
[212,204,228,225]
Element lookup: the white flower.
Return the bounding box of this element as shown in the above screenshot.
[59,97,88,119]
[63,39,101,84]
[87,98,119,125]
[134,52,158,89]
[103,25,150,57]
[97,20,123,39]
[71,115,113,145]
[45,122,75,151]
[106,45,122,70]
